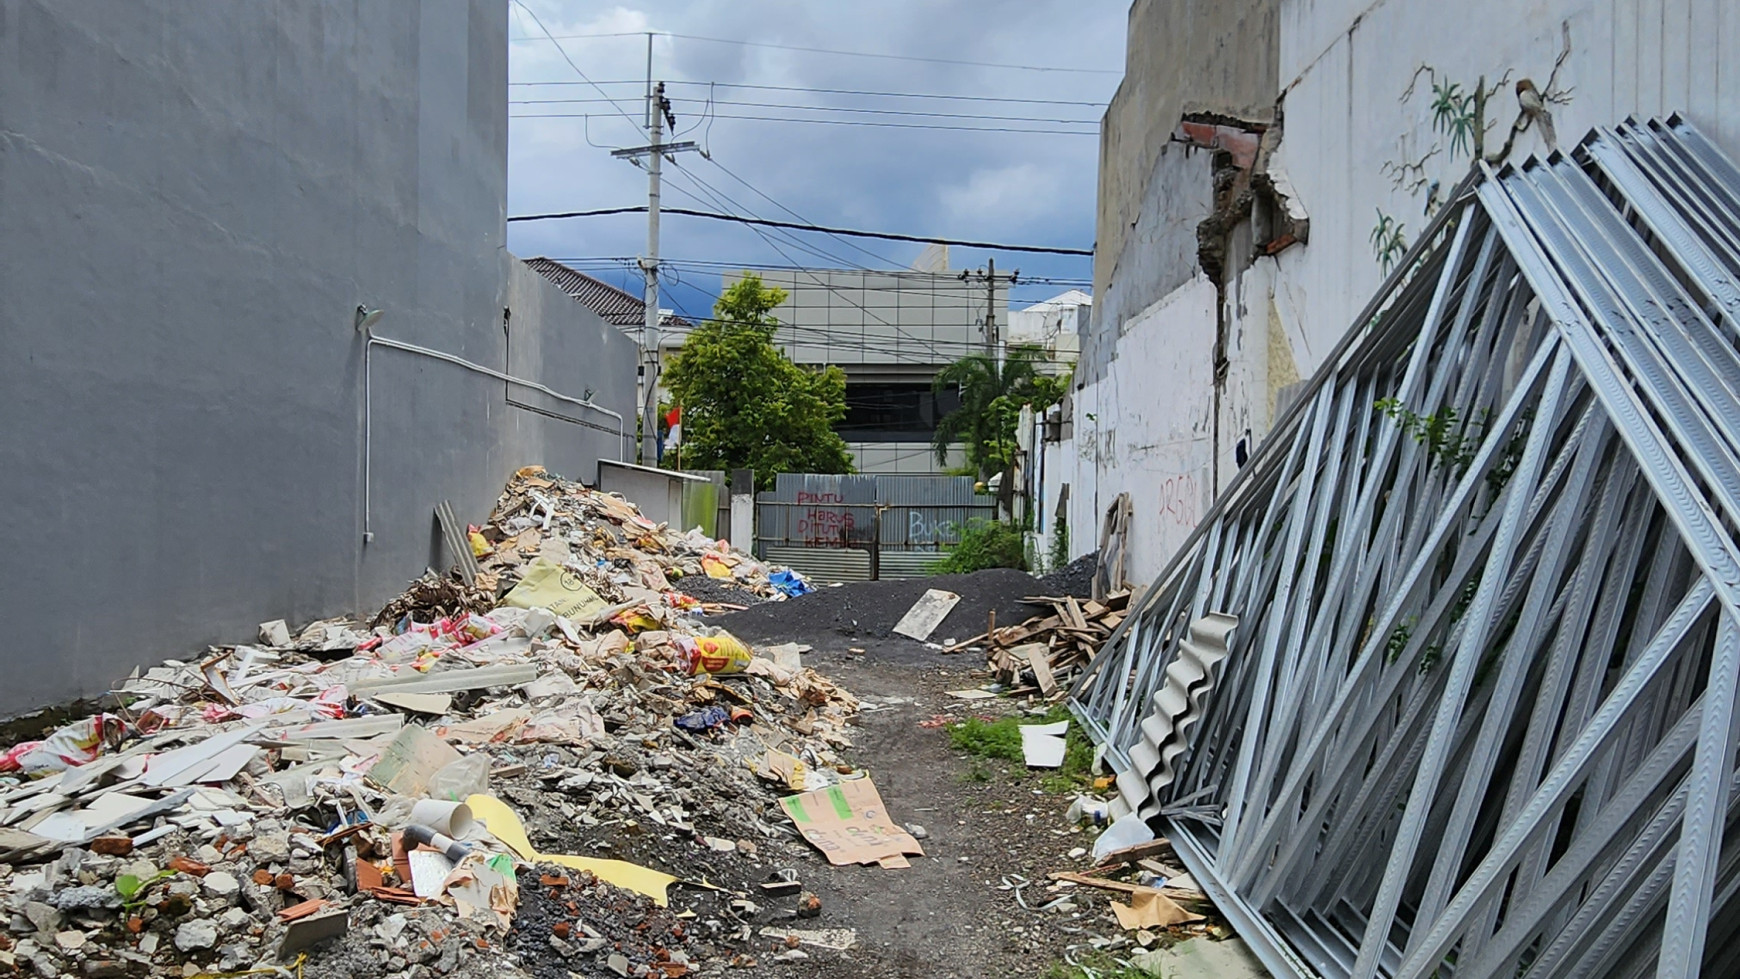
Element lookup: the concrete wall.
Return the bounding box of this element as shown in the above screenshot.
[0,1,636,713]
[1072,0,1740,588]
[1090,0,1281,349]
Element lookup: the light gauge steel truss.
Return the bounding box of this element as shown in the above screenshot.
[1070,116,1740,979]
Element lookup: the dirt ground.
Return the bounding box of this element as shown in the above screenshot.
[740,635,1122,979]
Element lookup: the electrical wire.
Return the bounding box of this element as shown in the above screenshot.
[508,30,1122,75]
[511,97,1099,126]
[512,111,1097,136]
[507,205,1095,257]
[506,1,644,138]
[510,79,1109,108]
[678,158,904,271]
[546,256,1092,286]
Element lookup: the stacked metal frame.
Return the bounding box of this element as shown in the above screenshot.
[1069,116,1740,979]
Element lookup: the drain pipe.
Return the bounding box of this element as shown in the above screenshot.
[362,329,626,542]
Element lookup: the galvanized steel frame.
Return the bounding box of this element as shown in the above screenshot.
[1070,117,1740,978]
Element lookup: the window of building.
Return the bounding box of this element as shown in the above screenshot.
[837,382,961,443]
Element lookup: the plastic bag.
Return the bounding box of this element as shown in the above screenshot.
[426,754,491,802]
[675,631,752,676]
[0,715,125,774]
[1090,810,1156,862]
[768,570,813,598]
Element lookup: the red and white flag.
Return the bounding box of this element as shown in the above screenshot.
[664,405,682,450]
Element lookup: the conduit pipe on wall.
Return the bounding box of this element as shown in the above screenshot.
[362,332,627,542]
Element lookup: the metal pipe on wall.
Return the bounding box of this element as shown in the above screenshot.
[361,332,627,541]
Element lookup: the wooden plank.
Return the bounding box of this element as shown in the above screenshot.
[1094,839,1176,867]
[1064,597,1088,631]
[1049,871,1156,895]
[1018,644,1057,696]
[891,589,961,641]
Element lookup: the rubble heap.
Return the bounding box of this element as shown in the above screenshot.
[0,467,855,978]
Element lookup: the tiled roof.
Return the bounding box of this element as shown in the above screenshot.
[523,258,692,329]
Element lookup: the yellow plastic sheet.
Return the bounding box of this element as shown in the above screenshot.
[465,794,679,905]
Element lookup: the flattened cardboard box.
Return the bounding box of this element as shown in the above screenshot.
[778,777,924,867]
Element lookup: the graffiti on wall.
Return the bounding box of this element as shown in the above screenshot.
[794,491,857,547]
[1158,472,1199,528]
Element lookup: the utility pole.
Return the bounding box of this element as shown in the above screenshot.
[983,257,997,359]
[611,81,697,465]
[962,259,1016,363]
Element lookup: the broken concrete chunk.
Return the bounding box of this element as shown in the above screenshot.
[258,620,291,647]
[173,919,219,951]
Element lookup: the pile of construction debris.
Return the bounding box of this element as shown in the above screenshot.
[957,592,1131,699]
[0,467,864,978]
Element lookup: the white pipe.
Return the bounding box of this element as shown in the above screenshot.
[362,332,627,542]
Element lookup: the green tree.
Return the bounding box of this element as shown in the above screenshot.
[663,274,853,488]
[931,345,1069,514]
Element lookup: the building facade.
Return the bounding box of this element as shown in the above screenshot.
[0,1,637,713]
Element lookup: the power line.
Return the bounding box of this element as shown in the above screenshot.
[512,111,1097,136]
[511,97,1099,126]
[697,157,905,270]
[506,2,643,137]
[511,79,1109,108]
[508,206,1094,257]
[509,30,1122,75]
[551,257,1093,287]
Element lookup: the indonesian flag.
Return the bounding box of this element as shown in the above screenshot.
[664,405,682,450]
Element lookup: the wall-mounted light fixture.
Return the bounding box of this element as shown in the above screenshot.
[355,305,385,333]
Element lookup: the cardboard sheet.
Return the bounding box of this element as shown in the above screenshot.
[778,777,924,867]
[500,559,608,619]
[891,589,961,641]
[1110,887,1203,929]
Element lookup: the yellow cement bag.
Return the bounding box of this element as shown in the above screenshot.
[500,559,608,620]
[678,631,752,676]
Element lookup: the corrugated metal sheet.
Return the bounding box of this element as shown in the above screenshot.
[877,550,947,580]
[762,546,872,584]
[756,473,993,578]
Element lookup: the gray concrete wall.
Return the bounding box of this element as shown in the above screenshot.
[0,1,636,713]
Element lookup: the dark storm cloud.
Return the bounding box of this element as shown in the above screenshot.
[504,1,1125,318]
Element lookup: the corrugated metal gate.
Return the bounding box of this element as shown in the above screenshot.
[755,474,995,582]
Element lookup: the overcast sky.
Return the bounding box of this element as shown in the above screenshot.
[503,1,1127,320]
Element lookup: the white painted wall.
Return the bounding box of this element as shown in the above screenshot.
[1272,0,1740,377]
[1069,275,1218,586]
[1083,0,1740,588]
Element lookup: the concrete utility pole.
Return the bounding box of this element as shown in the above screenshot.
[962,259,1015,363]
[983,257,997,359]
[611,81,697,464]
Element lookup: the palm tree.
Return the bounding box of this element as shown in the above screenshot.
[932,346,1049,514]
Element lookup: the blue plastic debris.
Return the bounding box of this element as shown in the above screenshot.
[674,706,730,732]
[768,570,812,598]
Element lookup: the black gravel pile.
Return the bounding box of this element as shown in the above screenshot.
[719,563,1095,647]
[669,572,771,607]
[1037,553,1098,597]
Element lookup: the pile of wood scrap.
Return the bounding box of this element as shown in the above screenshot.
[1048,837,1214,930]
[957,592,1131,699]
